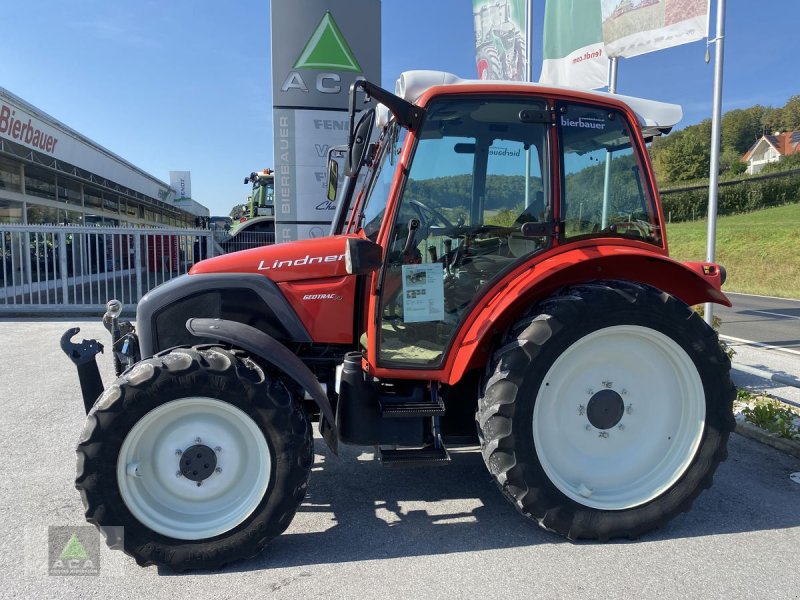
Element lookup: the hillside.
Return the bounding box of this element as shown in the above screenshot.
[665,203,800,298]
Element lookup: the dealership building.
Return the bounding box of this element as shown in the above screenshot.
[0,87,206,227]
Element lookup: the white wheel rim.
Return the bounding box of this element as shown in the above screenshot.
[533,325,705,510]
[117,397,271,540]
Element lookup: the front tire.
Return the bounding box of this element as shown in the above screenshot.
[75,345,313,571]
[477,281,735,540]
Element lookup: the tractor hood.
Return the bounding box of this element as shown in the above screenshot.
[189,235,355,283]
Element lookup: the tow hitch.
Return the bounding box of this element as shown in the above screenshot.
[60,328,104,414]
[61,299,141,414]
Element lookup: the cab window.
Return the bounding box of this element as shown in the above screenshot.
[559,103,661,245]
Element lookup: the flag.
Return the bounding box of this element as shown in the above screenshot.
[540,0,609,90]
[473,0,529,81]
[601,0,708,59]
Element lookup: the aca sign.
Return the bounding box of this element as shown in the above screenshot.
[270,0,381,242]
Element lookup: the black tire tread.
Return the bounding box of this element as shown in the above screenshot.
[75,345,313,571]
[477,280,736,541]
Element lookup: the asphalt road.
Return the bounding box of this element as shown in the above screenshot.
[713,292,800,405]
[716,292,800,351]
[1,318,799,599]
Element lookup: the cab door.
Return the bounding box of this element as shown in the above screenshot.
[367,95,553,371]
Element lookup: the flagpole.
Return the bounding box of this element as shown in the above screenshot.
[602,57,619,228]
[526,0,532,83]
[524,0,532,208]
[608,57,619,93]
[704,0,726,327]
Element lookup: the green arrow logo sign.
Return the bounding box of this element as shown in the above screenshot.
[59,533,89,560]
[293,11,362,72]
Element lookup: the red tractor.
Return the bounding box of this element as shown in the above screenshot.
[63,70,734,571]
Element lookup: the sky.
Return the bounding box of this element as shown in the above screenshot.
[2,1,798,217]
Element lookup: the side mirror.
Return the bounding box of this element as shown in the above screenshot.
[344,238,383,275]
[326,157,339,202]
[346,109,375,177]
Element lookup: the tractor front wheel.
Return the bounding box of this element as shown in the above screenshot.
[477,281,735,540]
[75,345,313,571]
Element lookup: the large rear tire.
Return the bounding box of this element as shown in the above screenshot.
[75,345,313,571]
[477,281,735,540]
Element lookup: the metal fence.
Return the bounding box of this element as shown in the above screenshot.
[0,225,215,313]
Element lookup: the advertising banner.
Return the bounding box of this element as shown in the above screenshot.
[539,0,608,90]
[169,171,191,200]
[271,0,380,242]
[472,0,528,81]
[601,0,708,59]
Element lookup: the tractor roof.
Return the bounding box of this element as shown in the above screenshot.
[380,70,681,138]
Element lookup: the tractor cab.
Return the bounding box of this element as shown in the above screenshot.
[244,169,275,219]
[323,72,709,375]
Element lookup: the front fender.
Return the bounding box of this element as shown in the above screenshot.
[447,247,730,385]
[186,318,338,454]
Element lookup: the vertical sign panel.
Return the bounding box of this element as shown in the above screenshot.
[472,0,528,81]
[169,171,191,200]
[540,0,609,90]
[271,0,381,243]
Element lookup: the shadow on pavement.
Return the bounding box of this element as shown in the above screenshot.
[162,430,800,575]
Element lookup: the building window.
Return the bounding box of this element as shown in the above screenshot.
[0,198,23,223]
[27,203,59,224]
[61,209,82,225]
[123,198,137,218]
[24,165,56,200]
[103,191,119,213]
[0,156,22,192]
[58,177,82,208]
[84,186,102,211]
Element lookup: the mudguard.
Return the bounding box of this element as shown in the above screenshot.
[445,248,731,386]
[186,318,338,454]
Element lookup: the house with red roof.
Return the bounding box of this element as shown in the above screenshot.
[742,131,800,174]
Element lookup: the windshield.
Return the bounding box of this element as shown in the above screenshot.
[262,179,274,206]
[357,121,406,238]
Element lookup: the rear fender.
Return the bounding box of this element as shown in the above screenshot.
[447,249,730,385]
[186,318,338,454]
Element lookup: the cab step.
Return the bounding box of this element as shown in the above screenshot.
[378,384,445,418]
[378,442,450,467]
[378,397,445,417]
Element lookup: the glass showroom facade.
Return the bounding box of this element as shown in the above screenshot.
[0,89,200,228]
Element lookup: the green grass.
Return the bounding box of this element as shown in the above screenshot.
[665,203,800,298]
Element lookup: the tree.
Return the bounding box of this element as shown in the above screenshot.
[721,108,763,154]
[780,95,800,131]
[759,106,782,135]
[719,147,747,177]
[651,121,711,184]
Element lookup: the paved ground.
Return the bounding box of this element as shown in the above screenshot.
[713,292,800,406]
[728,341,800,406]
[717,292,800,351]
[0,318,798,599]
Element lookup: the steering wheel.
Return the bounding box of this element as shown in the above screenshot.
[408,199,454,231]
[602,220,650,239]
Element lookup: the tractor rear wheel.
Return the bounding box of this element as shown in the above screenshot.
[477,281,735,540]
[75,345,313,571]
